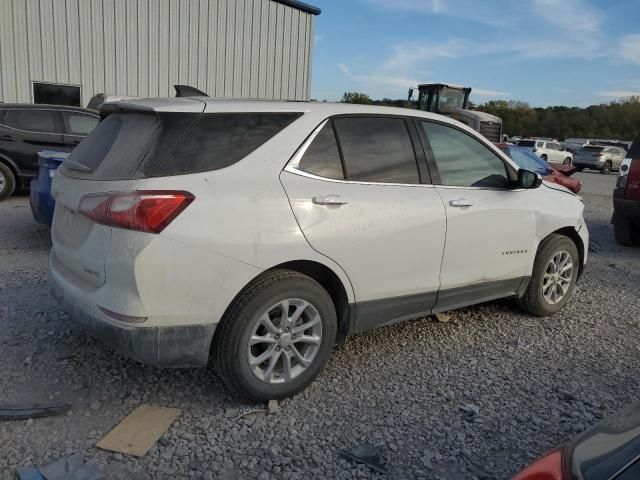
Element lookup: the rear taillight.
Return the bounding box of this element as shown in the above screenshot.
[79,191,194,233]
[626,159,640,201]
[512,448,565,480]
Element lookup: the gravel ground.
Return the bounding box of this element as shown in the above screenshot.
[1,172,639,480]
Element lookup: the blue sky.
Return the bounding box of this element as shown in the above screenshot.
[309,0,640,106]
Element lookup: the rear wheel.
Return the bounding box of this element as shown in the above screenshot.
[517,234,579,316]
[214,270,337,401]
[0,163,16,201]
[602,161,612,174]
[563,157,572,165]
[576,166,584,172]
[613,213,640,246]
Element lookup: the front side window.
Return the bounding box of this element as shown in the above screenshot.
[537,141,545,148]
[298,122,344,180]
[63,112,99,136]
[421,121,510,188]
[333,117,420,184]
[4,110,59,134]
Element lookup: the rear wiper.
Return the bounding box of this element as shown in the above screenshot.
[63,159,93,173]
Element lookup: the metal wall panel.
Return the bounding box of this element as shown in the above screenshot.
[0,0,315,105]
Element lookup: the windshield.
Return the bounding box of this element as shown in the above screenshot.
[439,87,466,109]
[506,146,553,175]
[516,140,536,148]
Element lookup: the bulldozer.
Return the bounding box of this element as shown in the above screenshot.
[408,83,503,142]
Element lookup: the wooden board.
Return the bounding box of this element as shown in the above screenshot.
[97,404,181,457]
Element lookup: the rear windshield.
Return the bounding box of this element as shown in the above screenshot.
[63,111,302,180]
[517,140,535,147]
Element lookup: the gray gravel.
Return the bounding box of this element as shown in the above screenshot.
[1,172,639,479]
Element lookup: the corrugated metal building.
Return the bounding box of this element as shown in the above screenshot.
[0,0,320,106]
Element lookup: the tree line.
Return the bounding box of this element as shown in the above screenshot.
[339,91,640,141]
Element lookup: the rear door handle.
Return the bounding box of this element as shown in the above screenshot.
[312,194,348,206]
[449,198,473,208]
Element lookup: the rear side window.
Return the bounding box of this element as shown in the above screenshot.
[298,122,344,180]
[64,113,162,178]
[4,110,59,133]
[152,113,302,176]
[63,112,99,136]
[628,140,640,159]
[333,117,419,184]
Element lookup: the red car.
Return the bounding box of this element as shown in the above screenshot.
[496,143,582,194]
[513,401,640,479]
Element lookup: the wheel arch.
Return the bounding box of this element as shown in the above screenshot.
[265,260,353,340]
[0,153,19,180]
[215,260,355,346]
[544,227,585,279]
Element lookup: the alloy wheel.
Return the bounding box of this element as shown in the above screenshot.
[0,171,5,192]
[247,298,323,384]
[542,250,573,305]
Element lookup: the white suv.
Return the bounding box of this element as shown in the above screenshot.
[517,139,574,166]
[49,99,588,401]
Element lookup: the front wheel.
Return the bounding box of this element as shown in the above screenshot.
[563,157,572,166]
[602,161,612,174]
[540,155,548,162]
[213,270,337,401]
[0,163,16,201]
[517,234,579,316]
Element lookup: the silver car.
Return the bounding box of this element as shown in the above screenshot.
[573,146,626,174]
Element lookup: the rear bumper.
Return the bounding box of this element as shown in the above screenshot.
[49,252,216,368]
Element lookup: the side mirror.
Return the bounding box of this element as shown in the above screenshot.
[517,169,542,189]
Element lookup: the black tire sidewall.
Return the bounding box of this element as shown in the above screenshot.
[224,277,337,400]
[0,163,16,201]
[530,237,579,315]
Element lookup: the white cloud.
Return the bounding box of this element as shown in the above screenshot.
[338,63,420,89]
[366,0,446,14]
[597,90,640,98]
[472,88,510,97]
[532,0,601,33]
[383,38,468,70]
[618,34,640,65]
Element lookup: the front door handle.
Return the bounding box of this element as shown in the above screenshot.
[0,134,15,142]
[449,198,473,208]
[312,194,348,206]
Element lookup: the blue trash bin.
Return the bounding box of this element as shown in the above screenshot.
[30,151,69,226]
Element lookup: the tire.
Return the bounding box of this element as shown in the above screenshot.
[517,234,579,317]
[0,162,16,201]
[576,167,584,172]
[213,270,337,401]
[541,155,548,162]
[613,213,640,246]
[602,161,612,174]
[563,157,572,166]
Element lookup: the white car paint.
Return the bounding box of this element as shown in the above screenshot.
[49,98,588,370]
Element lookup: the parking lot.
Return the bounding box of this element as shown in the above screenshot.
[1,171,639,480]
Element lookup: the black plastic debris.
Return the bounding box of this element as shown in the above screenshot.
[341,443,388,474]
[0,403,70,421]
[16,453,103,480]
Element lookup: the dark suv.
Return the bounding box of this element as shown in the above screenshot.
[613,139,640,246]
[0,104,99,200]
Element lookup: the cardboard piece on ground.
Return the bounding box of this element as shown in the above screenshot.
[97,404,181,457]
